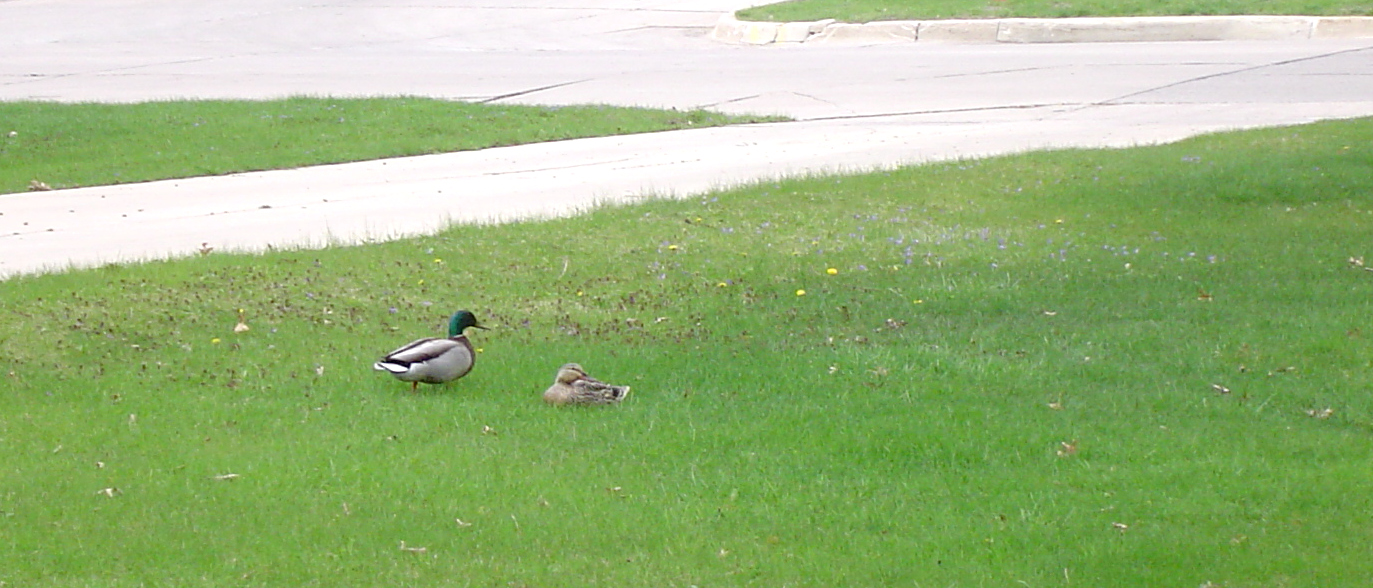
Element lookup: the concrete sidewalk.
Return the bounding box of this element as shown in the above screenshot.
[712,14,1373,45]
[2,1,1372,277]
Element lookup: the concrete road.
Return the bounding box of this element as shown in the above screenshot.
[2,0,1371,276]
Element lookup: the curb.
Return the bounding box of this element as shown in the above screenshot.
[710,13,1373,45]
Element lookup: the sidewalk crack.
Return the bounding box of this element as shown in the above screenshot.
[480,79,592,103]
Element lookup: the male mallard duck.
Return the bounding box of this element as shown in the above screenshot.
[374,310,486,391]
[543,363,630,406]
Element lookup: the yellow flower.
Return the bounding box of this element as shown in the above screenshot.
[796,289,807,296]
[913,299,924,304]
[717,282,728,288]
[667,244,679,251]
[433,258,444,264]
[211,337,222,344]
[826,268,838,275]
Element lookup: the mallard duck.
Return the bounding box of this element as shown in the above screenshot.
[543,363,630,406]
[374,310,486,391]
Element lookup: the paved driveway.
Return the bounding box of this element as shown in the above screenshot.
[2,1,1371,275]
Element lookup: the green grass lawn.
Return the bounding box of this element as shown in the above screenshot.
[739,0,1373,22]
[0,97,781,195]
[3,115,1372,586]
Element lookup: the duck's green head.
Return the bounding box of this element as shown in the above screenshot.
[448,310,486,336]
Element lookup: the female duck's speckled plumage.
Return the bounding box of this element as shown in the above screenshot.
[543,363,630,406]
[375,310,485,391]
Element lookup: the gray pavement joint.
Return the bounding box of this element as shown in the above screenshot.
[1100,44,1373,104]
[480,79,595,103]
